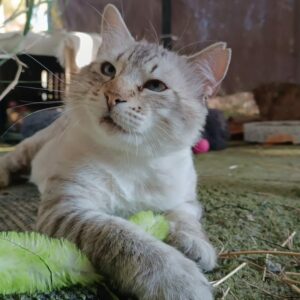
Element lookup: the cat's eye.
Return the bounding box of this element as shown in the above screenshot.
[143,80,168,92]
[101,62,116,77]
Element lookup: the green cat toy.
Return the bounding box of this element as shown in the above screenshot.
[0,211,169,295]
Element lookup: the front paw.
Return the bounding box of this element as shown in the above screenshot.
[137,247,213,300]
[0,161,9,188]
[167,232,217,272]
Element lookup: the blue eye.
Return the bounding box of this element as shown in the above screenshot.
[143,80,168,92]
[101,62,116,77]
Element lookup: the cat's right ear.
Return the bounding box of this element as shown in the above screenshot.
[187,42,231,97]
[197,42,227,55]
[101,4,134,47]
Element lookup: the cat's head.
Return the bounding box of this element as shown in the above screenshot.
[67,4,231,156]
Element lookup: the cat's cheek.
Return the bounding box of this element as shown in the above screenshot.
[156,107,171,118]
[140,116,153,134]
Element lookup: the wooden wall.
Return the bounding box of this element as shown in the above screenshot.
[59,0,298,93]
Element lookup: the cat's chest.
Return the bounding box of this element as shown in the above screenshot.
[111,167,180,215]
[33,137,195,217]
[82,155,194,217]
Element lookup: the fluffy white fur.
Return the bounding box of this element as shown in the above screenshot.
[0,4,231,300]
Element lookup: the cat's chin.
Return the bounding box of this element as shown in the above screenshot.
[97,116,150,149]
[100,116,130,135]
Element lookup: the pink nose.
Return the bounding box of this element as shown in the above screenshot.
[104,92,127,111]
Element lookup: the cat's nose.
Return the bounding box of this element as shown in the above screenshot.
[104,92,127,111]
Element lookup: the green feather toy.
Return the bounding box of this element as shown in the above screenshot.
[0,232,101,295]
[0,211,169,296]
[129,211,170,241]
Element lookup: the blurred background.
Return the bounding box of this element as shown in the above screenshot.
[0,0,299,146]
[58,0,300,94]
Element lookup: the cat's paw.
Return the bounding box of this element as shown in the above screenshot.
[140,248,213,300]
[0,161,9,189]
[167,232,217,272]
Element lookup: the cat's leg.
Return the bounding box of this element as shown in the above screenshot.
[0,116,66,188]
[36,193,214,300]
[165,202,217,272]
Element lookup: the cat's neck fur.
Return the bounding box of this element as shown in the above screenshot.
[30,114,195,201]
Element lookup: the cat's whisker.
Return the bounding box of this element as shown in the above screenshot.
[172,17,192,50]
[141,128,160,157]
[118,0,125,18]
[20,53,89,92]
[149,132,161,154]
[147,134,159,157]
[175,39,219,55]
[15,85,67,93]
[2,101,63,113]
[138,129,157,156]
[123,133,130,163]
[64,103,93,115]
[147,20,160,45]
[85,1,123,39]
[21,53,67,85]
[155,123,179,144]
[58,118,81,142]
[134,132,139,157]
[85,1,104,18]
[153,127,169,143]
[150,127,163,149]
[1,106,64,139]
[1,103,88,139]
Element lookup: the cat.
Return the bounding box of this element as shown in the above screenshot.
[0,4,231,299]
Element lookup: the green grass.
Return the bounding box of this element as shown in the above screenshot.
[196,145,300,299]
[0,144,299,299]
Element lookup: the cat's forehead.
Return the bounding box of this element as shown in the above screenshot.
[124,43,169,65]
[119,42,184,78]
[96,41,185,80]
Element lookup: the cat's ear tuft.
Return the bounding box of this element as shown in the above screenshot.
[101,4,134,44]
[188,42,231,96]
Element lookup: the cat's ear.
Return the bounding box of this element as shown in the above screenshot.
[188,42,231,96]
[101,4,134,46]
[197,42,227,54]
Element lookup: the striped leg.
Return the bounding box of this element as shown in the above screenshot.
[36,194,213,300]
[165,209,217,272]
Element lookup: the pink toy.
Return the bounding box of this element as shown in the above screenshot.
[192,138,210,154]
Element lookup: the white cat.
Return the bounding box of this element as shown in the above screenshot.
[0,4,231,299]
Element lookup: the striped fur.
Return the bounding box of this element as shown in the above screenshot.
[36,189,213,299]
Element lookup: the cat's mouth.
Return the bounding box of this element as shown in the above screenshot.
[101,116,129,134]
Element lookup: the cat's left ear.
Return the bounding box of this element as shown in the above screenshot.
[187,42,231,97]
[101,4,134,46]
